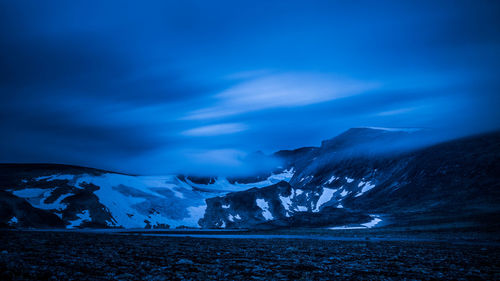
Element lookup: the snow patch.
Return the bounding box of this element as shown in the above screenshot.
[12,188,72,212]
[328,215,382,230]
[313,188,337,212]
[328,225,366,230]
[67,210,91,228]
[279,193,293,212]
[217,220,226,228]
[8,216,18,225]
[256,198,273,220]
[35,174,76,183]
[191,168,295,192]
[184,205,207,226]
[345,177,354,183]
[361,182,375,193]
[267,168,294,182]
[362,216,382,228]
[299,175,314,184]
[296,206,308,212]
[355,181,376,197]
[12,188,47,198]
[326,175,339,184]
[340,190,348,197]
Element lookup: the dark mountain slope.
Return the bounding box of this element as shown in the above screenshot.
[0,190,65,228]
[201,129,500,229]
[346,131,500,226]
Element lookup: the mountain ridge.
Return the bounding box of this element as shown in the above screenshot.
[1,128,499,230]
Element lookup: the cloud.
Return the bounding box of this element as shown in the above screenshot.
[116,148,282,176]
[375,106,419,116]
[1,1,499,176]
[187,149,246,168]
[181,123,248,137]
[175,149,282,176]
[184,73,379,120]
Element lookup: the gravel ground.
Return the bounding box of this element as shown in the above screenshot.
[0,230,499,280]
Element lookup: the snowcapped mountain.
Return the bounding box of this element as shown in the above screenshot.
[200,128,500,229]
[1,128,499,230]
[199,181,372,229]
[0,164,294,229]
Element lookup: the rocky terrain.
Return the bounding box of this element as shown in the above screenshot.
[0,230,499,280]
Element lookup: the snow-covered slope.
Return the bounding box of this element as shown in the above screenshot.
[0,166,295,229]
[5,173,210,228]
[181,168,294,193]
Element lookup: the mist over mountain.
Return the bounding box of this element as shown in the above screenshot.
[1,127,499,231]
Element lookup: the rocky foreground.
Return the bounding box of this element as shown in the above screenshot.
[0,231,499,280]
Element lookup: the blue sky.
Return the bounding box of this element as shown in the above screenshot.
[1,1,499,175]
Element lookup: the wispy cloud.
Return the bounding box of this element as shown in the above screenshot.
[376,106,418,116]
[181,123,247,137]
[184,73,379,120]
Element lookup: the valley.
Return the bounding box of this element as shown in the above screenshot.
[1,230,498,280]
